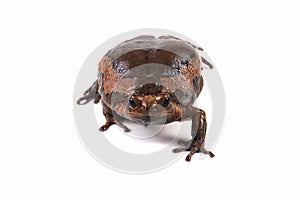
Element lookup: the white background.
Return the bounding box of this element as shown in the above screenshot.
[0,0,299,199]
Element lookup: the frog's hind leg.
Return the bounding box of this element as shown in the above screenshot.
[77,80,101,105]
[99,102,130,132]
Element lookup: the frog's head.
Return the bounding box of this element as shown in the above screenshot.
[125,83,182,126]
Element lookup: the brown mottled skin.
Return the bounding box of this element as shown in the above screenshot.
[77,35,214,161]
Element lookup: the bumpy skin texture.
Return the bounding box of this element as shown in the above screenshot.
[77,35,214,161]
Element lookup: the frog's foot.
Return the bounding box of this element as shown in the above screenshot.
[172,140,214,161]
[172,146,214,161]
[99,121,130,132]
[99,121,116,132]
[101,102,130,132]
[185,143,215,162]
[77,80,100,105]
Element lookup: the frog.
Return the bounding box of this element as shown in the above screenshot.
[77,35,215,161]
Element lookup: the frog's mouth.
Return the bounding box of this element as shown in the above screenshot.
[129,115,176,126]
[127,104,182,126]
[129,113,169,124]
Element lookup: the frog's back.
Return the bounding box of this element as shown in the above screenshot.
[98,35,202,99]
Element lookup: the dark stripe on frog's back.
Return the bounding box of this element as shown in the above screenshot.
[104,36,199,74]
[108,49,179,73]
[105,35,197,60]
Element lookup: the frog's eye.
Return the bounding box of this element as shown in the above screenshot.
[161,97,170,107]
[129,98,138,108]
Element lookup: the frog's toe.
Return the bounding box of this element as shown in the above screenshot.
[99,122,115,132]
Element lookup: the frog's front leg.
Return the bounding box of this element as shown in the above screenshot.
[99,102,130,132]
[77,80,100,105]
[185,107,215,161]
[173,107,214,161]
